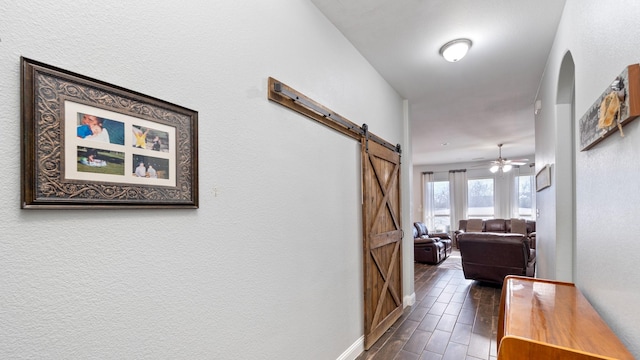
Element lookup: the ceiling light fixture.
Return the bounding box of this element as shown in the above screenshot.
[489,164,512,173]
[439,38,472,62]
[488,144,527,173]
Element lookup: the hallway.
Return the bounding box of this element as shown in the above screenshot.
[357,252,501,360]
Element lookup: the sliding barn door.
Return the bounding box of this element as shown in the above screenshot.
[361,139,403,350]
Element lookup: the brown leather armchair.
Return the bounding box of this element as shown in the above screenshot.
[457,232,535,284]
[454,219,536,249]
[413,222,452,265]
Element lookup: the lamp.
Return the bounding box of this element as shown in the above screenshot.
[490,164,513,173]
[439,38,472,62]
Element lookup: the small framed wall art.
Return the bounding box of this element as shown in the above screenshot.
[21,57,198,209]
[535,164,551,192]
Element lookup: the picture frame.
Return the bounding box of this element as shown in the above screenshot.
[21,57,198,209]
[535,164,551,192]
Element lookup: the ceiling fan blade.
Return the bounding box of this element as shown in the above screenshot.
[504,159,529,166]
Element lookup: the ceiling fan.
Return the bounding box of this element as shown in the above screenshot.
[488,144,528,173]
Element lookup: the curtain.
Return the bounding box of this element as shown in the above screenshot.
[421,172,435,230]
[449,169,468,232]
[530,173,536,217]
[510,173,519,218]
[495,170,516,218]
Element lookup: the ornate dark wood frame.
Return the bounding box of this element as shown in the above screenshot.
[21,57,198,209]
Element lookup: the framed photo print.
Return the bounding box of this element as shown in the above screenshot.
[21,57,198,209]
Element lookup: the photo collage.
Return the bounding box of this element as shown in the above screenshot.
[64,101,176,187]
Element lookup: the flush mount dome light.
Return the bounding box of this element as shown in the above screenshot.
[439,38,472,62]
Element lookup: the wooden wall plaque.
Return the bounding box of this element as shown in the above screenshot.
[579,64,640,151]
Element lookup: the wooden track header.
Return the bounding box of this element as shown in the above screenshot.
[267,77,400,153]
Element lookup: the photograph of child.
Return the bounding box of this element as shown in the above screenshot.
[77,113,125,145]
[132,125,169,152]
[77,147,125,175]
[132,154,170,179]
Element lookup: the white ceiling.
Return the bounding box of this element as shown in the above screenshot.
[310,0,566,166]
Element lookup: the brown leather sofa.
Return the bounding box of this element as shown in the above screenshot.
[457,232,536,284]
[413,222,452,265]
[454,219,536,249]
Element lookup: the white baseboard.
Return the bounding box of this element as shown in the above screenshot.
[336,336,364,360]
[336,293,415,360]
[404,292,416,308]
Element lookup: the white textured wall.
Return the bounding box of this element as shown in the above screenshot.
[401,100,415,304]
[0,1,405,359]
[537,0,640,356]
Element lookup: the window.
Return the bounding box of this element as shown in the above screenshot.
[432,181,450,231]
[467,178,494,218]
[516,175,534,219]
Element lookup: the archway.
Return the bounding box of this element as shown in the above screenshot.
[555,51,576,281]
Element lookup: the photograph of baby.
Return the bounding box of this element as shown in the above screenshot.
[132,125,169,152]
[77,113,125,145]
[132,154,170,179]
[77,147,125,175]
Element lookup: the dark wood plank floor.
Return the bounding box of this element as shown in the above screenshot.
[356,251,501,360]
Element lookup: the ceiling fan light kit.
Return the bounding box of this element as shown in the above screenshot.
[489,144,527,173]
[490,164,512,173]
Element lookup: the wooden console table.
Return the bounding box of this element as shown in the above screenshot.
[497,276,633,359]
